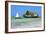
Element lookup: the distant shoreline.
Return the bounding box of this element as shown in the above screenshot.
[11,16,41,19]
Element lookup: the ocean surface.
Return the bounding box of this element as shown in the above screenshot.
[11,17,41,29]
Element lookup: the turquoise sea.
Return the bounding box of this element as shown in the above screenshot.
[11,17,41,29]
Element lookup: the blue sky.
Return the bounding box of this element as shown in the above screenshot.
[11,5,42,16]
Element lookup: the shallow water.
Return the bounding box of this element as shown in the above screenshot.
[11,17,41,29]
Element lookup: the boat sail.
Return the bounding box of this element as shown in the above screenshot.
[16,12,19,17]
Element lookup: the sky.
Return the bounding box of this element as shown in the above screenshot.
[11,5,42,17]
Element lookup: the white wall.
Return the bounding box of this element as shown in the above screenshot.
[0,0,5,34]
[0,0,46,34]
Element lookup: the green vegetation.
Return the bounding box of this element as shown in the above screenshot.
[14,10,40,19]
[23,10,39,18]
